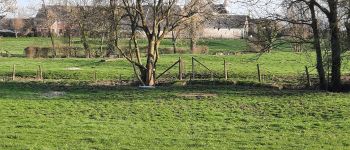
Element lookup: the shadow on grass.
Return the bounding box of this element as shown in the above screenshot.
[0,81,320,101]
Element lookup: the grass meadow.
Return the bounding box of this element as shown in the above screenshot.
[0,37,317,84]
[1,82,350,149]
[1,37,350,149]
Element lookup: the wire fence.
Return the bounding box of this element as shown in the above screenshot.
[0,57,314,87]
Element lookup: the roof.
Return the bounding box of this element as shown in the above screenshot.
[205,15,248,29]
[211,4,228,14]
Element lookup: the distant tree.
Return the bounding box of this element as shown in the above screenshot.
[0,0,16,16]
[12,13,24,38]
[248,19,283,53]
[286,2,311,53]
[171,24,186,54]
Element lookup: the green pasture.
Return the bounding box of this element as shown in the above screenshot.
[0,37,248,55]
[0,83,349,149]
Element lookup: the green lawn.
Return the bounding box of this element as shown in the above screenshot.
[0,82,349,149]
[0,37,248,55]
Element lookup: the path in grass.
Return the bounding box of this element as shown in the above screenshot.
[0,82,350,149]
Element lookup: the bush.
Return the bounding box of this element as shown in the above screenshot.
[24,47,50,58]
[159,47,187,54]
[192,46,209,54]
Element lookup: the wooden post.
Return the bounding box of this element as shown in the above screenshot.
[38,65,43,80]
[94,70,97,83]
[305,66,311,87]
[192,57,195,80]
[119,75,122,85]
[211,72,214,81]
[12,64,16,81]
[257,64,261,83]
[224,59,228,80]
[179,57,183,80]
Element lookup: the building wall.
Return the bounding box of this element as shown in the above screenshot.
[202,28,244,39]
[50,21,65,36]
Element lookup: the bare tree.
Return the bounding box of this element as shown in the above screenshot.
[171,24,186,54]
[248,19,284,53]
[41,0,57,57]
[286,2,311,52]
[13,12,24,38]
[0,0,16,16]
[116,0,212,86]
[280,0,343,91]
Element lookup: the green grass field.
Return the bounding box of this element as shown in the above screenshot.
[1,37,350,149]
[0,82,350,149]
[0,37,247,55]
[0,52,315,84]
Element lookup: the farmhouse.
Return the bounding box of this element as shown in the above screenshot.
[203,14,249,39]
[33,5,76,36]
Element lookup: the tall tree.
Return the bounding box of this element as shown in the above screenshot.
[280,0,342,91]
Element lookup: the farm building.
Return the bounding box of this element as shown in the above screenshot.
[0,1,251,39]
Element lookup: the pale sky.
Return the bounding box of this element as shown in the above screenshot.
[16,0,282,18]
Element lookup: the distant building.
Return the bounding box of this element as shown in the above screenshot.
[34,5,74,36]
[203,14,249,39]
[202,2,250,39]
[1,2,252,39]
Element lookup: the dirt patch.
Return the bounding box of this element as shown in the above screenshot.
[42,91,66,98]
[178,93,218,99]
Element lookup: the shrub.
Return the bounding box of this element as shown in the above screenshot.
[192,46,209,54]
[24,47,50,58]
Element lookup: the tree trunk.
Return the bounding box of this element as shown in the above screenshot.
[80,24,90,58]
[49,30,56,58]
[82,34,90,58]
[310,2,327,90]
[172,31,177,54]
[328,2,342,91]
[100,33,104,57]
[144,37,156,86]
[346,22,350,50]
[190,38,197,53]
[190,18,198,53]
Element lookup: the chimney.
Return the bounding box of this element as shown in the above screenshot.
[223,0,229,7]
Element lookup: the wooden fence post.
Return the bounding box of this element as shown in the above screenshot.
[94,70,97,83]
[192,57,194,79]
[179,57,183,80]
[224,59,228,80]
[119,75,122,85]
[12,64,16,81]
[305,66,311,87]
[257,64,261,83]
[37,65,43,80]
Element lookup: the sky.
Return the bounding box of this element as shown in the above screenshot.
[15,0,282,18]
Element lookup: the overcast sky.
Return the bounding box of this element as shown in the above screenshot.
[16,0,282,18]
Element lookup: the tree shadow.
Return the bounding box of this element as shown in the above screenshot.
[0,82,320,101]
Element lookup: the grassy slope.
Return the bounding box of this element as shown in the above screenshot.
[0,82,349,149]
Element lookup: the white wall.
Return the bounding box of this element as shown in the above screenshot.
[202,28,244,39]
